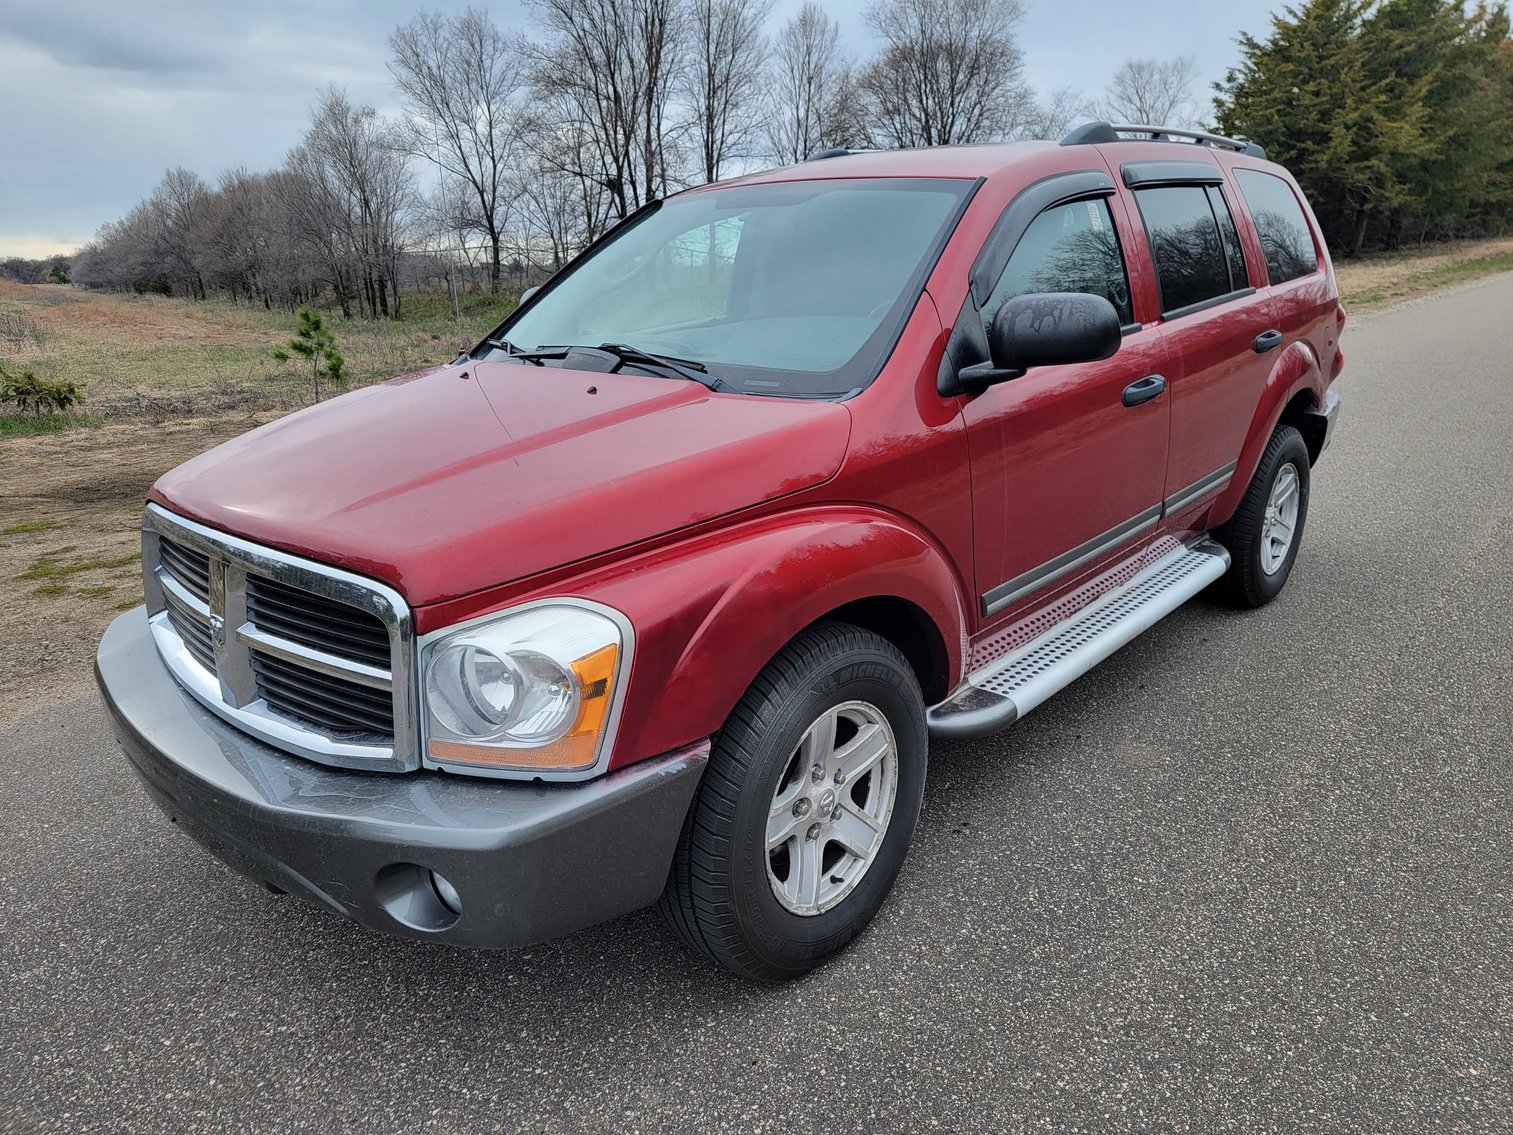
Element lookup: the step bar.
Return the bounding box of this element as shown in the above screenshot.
[928,539,1230,739]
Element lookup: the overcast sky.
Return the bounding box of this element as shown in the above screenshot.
[0,0,1281,258]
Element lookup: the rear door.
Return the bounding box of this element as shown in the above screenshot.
[961,177,1173,621]
[1228,165,1334,365]
[1121,164,1277,521]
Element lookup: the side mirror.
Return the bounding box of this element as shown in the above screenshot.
[951,292,1122,393]
[518,285,541,305]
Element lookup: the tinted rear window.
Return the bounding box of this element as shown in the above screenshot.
[1133,185,1234,315]
[1233,169,1318,285]
[1207,185,1249,291]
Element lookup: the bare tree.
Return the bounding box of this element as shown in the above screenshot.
[280,145,359,317]
[513,114,617,274]
[303,88,414,317]
[148,168,211,298]
[389,9,525,292]
[684,0,772,182]
[859,0,1032,148]
[193,168,267,304]
[1100,56,1200,128]
[765,3,855,163]
[527,0,686,225]
[1014,87,1092,141]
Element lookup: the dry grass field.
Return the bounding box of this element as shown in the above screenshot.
[0,283,516,722]
[0,279,515,417]
[1,240,1510,724]
[1335,234,1513,309]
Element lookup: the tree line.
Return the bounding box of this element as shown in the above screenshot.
[62,0,1513,314]
[0,255,71,285]
[1217,0,1513,253]
[71,0,1080,311]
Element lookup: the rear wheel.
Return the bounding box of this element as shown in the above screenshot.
[658,622,927,982]
[1214,424,1311,607]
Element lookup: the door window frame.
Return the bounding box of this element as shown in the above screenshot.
[1124,164,1258,322]
[969,169,1142,337]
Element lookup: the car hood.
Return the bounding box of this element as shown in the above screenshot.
[150,361,851,606]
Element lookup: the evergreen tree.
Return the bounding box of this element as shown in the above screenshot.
[272,309,349,401]
[1214,0,1512,254]
[1362,0,1496,244]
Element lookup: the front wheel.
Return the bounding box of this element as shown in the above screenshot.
[658,622,927,981]
[1214,423,1311,607]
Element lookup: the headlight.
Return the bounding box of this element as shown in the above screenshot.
[421,601,629,777]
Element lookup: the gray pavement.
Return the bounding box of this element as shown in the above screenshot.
[3,274,1512,1133]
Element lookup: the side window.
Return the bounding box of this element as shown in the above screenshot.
[1207,185,1248,291]
[982,197,1134,334]
[1233,169,1319,285]
[1133,185,1236,315]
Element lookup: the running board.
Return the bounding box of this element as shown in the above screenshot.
[928,540,1230,739]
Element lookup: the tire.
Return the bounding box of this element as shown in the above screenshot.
[1214,423,1311,608]
[658,622,927,982]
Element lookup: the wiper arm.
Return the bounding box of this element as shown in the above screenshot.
[512,342,739,393]
[597,343,739,393]
[476,336,543,364]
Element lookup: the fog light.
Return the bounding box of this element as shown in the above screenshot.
[429,869,462,914]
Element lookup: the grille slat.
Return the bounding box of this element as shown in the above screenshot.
[245,577,390,668]
[247,574,388,628]
[245,601,391,667]
[164,603,215,672]
[252,654,394,735]
[159,539,211,603]
[252,650,393,711]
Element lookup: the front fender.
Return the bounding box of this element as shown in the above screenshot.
[1209,340,1323,525]
[557,508,970,770]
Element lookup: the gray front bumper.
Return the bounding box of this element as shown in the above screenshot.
[96,608,707,949]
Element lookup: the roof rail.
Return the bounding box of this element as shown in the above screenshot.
[804,147,855,162]
[1060,121,1266,160]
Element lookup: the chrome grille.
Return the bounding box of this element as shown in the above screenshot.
[245,575,390,668]
[141,505,417,773]
[159,539,211,604]
[164,601,216,672]
[250,651,394,738]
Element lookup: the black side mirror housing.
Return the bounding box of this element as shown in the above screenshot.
[949,292,1123,394]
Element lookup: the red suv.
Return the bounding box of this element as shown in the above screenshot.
[97,123,1342,981]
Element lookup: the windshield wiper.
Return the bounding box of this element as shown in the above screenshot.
[599,343,741,393]
[515,343,739,393]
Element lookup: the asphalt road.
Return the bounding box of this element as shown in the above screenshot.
[4,275,1512,1134]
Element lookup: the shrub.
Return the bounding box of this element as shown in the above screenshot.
[0,363,84,414]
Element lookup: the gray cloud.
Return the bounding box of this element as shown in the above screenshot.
[3,6,210,80]
[0,0,1278,257]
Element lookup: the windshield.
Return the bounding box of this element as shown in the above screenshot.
[482,178,973,397]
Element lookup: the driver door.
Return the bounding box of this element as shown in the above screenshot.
[963,190,1173,622]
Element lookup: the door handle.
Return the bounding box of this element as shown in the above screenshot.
[1253,329,1283,353]
[1122,374,1166,407]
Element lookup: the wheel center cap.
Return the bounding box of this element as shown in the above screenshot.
[815,788,837,817]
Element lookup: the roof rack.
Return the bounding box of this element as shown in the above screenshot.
[804,147,858,162]
[1060,121,1266,160]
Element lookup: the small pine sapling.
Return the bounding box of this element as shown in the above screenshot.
[272,308,349,400]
